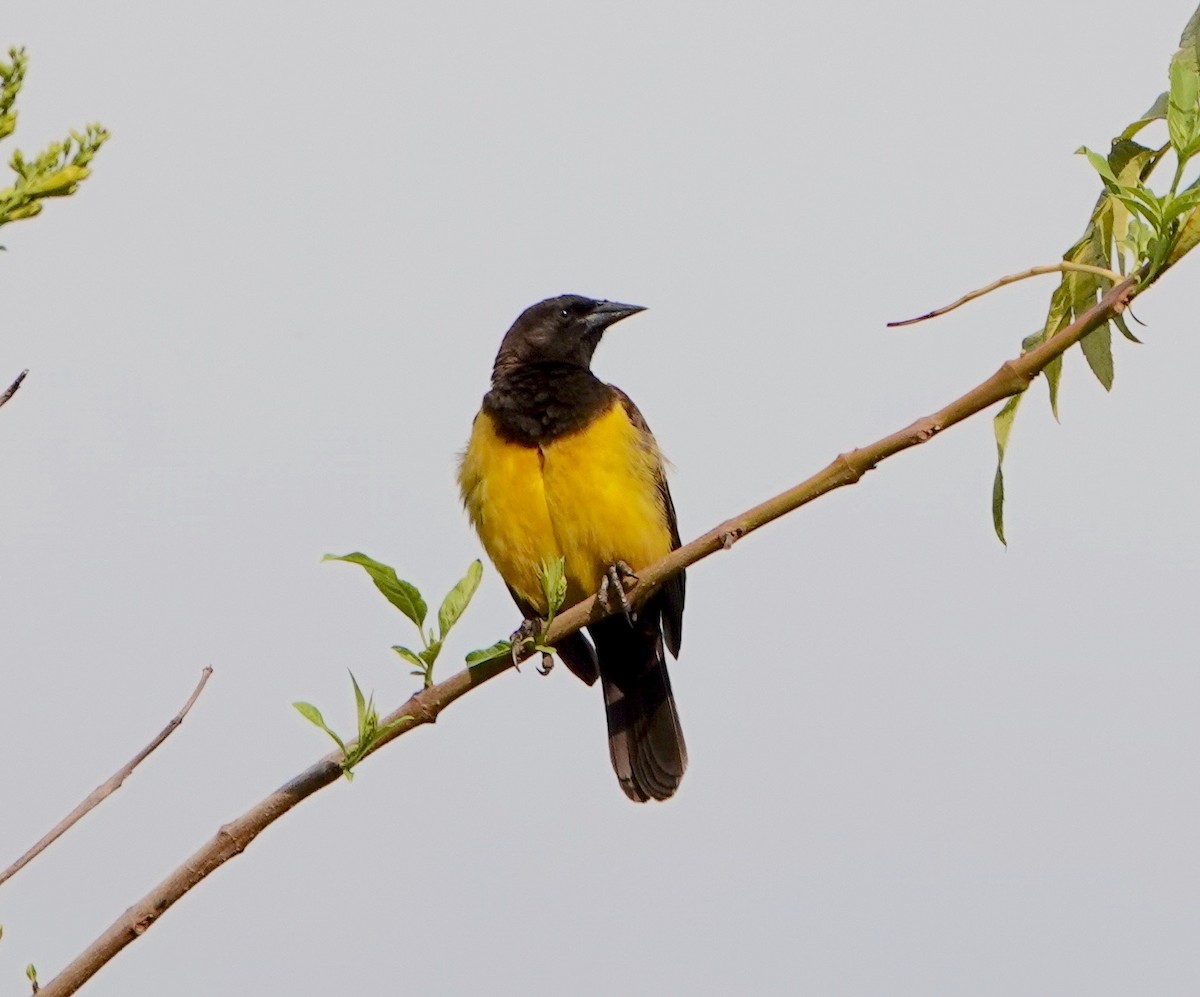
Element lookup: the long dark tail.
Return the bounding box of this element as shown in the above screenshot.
[591,613,686,802]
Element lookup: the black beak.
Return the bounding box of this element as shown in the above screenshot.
[584,300,647,333]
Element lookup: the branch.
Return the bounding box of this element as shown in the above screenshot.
[887,262,1124,328]
[0,667,213,890]
[0,368,28,409]
[38,274,1139,997]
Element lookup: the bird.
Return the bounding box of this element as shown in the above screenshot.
[457,294,687,802]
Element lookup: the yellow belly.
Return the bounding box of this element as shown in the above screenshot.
[458,400,673,613]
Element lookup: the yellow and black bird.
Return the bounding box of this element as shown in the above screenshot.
[458,294,687,802]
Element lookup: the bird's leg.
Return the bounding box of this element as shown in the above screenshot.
[598,560,639,626]
[510,617,555,676]
[510,617,541,671]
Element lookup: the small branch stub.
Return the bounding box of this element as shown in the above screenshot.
[0,368,29,410]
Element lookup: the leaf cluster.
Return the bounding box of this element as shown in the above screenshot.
[321,552,484,687]
[293,675,410,782]
[0,48,109,232]
[991,8,1200,542]
[292,554,487,779]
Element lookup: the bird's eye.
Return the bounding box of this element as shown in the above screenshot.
[560,308,569,318]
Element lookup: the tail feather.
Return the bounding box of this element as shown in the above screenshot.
[592,613,687,802]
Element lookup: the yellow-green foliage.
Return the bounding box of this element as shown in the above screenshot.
[0,47,108,230]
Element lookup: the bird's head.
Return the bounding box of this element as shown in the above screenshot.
[492,294,646,379]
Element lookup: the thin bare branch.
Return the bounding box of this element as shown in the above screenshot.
[0,667,213,890]
[0,368,29,409]
[887,262,1124,328]
[37,274,1141,997]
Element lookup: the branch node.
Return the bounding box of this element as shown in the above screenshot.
[912,417,942,443]
[999,360,1034,394]
[217,823,246,856]
[719,528,742,550]
[834,452,866,483]
[132,913,157,937]
[1112,282,1135,315]
[402,696,439,726]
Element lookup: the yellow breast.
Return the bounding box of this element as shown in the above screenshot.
[458,400,673,614]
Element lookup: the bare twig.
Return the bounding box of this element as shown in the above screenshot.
[0,667,213,890]
[38,275,1141,997]
[887,262,1124,328]
[0,368,29,409]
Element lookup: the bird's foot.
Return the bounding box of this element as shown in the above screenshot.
[510,617,554,676]
[510,617,541,671]
[598,560,639,625]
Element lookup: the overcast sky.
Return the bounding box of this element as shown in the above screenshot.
[3,3,1199,995]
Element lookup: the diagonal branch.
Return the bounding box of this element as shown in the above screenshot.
[0,368,29,409]
[886,262,1125,328]
[0,667,213,890]
[38,276,1140,997]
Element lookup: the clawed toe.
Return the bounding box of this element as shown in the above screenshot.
[599,561,639,625]
[510,617,543,670]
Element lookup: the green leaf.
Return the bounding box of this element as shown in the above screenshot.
[1161,185,1200,223]
[438,560,483,639]
[350,671,367,729]
[1039,283,1071,419]
[1066,265,1100,318]
[1045,354,1063,420]
[991,393,1024,545]
[1182,4,1200,62]
[1168,203,1200,265]
[1119,91,1169,142]
[324,552,427,629]
[1109,139,1157,182]
[418,639,442,668]
[293,701,325,727]
[991,466,1006,546]
[539,557,568,617]
[293,702,347,755]
[1112,187,1164,228]
[1076,145,1117,185]
[1079,324,1114,390]
[392,645,424,669]
[1021,329,1045,353]
[377,714,415,738]
[1168,49,1200,157]
[1112,311,1143,344]
[466,639,513,666]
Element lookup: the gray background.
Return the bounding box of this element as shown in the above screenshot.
[3,2,1198,994]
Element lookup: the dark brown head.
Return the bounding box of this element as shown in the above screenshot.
[492,294,646,381]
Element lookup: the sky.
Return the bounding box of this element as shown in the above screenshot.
[2,2,1199,994]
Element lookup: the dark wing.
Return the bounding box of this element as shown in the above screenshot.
[505,583,599,685]
[611,386,685,658]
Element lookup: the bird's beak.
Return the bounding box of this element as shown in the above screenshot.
[584,300,647,333]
